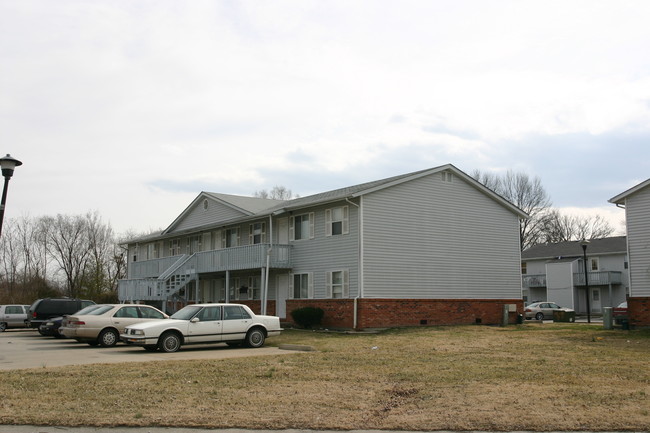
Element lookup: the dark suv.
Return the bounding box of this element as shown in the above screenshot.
[27,298,95,330]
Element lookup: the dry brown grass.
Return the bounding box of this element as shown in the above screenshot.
[1,323,649,431]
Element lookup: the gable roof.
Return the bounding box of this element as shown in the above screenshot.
[521,236,627,260]
[162,192,285,235]
[263,164,529,219]
[125,163,528,244]
[609,178,650,206]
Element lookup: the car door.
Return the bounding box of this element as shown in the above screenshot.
[221,305,252,342]
[186,306,223,343]
[111,306,143,332]
[4,306,25,326]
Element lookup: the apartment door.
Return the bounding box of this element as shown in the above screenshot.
[590,288,602,313]
[276,273,289,319]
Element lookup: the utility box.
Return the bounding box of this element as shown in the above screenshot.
[553,310,576,323]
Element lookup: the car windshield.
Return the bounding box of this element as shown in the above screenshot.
[170,305,203,320]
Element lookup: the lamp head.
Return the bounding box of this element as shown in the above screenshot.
[0,154,22,179]
[580,238,589,252]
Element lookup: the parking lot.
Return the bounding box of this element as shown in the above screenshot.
[0,329,292,370]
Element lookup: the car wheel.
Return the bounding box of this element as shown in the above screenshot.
[0,322,6,332]
[245,328,266,348]
[143,345,158,352]
[98,329,119,347]
[158,332,182,353]
[535,312,544,321]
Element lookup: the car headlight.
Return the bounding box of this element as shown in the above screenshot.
[45,322,54,326]
[128,329,145,336]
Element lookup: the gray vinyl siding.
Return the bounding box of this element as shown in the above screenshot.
[362,173,522,299]
[626,186,650,297]
[171,197,248,233]
[288,201,359,299]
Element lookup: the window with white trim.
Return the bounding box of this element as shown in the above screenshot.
[249,222,266,244]
[441,171,453,182]
[248,276,261,300]
[290,273,313,299]
[290,213,314,241]
[327,270,349,299]
[590,258,599,271]
[326,206,349,236]
[228,277,240,301]
[223,228,240,248]
[170,239,180,256]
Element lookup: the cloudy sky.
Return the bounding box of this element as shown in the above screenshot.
[2,0,649,235]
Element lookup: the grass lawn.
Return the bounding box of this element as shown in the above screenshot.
[0,323,648,430]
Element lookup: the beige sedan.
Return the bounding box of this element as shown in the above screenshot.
[60,304,168,347]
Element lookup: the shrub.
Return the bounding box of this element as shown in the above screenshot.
[290,306,324,329]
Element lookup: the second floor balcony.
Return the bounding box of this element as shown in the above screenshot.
[128,243,291,280]
[522,270,623,288]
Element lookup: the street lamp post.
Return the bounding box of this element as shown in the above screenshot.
[0,154,23,238]
[580,239,591,323]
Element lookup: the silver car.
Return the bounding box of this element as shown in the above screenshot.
[525,302,574,321]
[0,305,30,331]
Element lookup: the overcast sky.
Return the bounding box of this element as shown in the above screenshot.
[2,0,649,236]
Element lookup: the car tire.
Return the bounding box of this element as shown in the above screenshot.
[245,328,266,348]
[535,312,544,321]
[158,332,182,353]
[0,322,6,332]
[98,329,119,347]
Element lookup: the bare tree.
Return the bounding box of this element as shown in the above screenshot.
[472,169,553,250]
[254,186,297,200]
[40,214,92,298]
[542,210,615,243]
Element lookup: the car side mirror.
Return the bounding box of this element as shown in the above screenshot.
[190,317,200,323]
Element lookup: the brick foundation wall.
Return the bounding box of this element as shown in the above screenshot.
[237,300,276,316]
[286,298,524,329]
[628,297,650,327]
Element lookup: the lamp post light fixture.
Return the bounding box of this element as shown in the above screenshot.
[580,238,591,323]
[0,154,23,239]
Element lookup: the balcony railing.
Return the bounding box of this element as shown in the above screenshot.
[522,271,622,288]
[522,274,547,288]
[127,244,292,280]
[573,271,622,286]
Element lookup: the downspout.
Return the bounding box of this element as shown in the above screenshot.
[346,197,361,329]
[263,214,273,316]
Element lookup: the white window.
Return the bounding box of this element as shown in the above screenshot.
[228,277,240,301]
[590,258,599,271]
[222,228,240,248]
[248,276,261,300]
[170,239,180,256]
[249,222,266,244]
[290,213,314,241]
[326,270,349,299]
[290,273,313,299]
[442,171,453,182]
[326,206,349,236]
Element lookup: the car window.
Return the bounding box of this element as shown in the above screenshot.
[114,306,139,318]
[223,305,251,320]
[6,306,22,314]
[138,306,165,319]
[196,306,221,322]
[81,301,94,308]
[549,303,560,309]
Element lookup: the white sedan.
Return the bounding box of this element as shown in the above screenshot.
[120,303,282,353]
[60,304,169,346]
